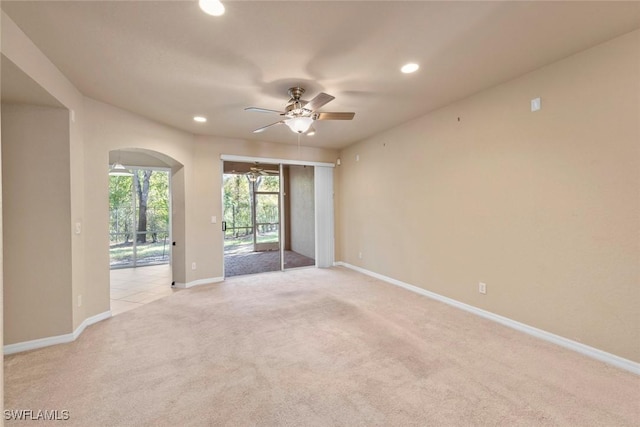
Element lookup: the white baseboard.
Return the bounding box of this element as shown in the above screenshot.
[72,310,112,340]
[173,276,224,289]
[4,310,112,355]
[334,261,640,375]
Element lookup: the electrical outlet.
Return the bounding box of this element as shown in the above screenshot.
[77,295,82,307]
[192,262,197,270]
[479,282,487,294]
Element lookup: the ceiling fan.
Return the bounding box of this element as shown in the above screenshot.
[245,163,278,181]
[249,165,278,176]
[245,87,355,135]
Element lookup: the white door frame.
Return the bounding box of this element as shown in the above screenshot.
[220,154,334,169]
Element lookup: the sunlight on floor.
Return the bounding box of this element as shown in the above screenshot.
[109,264,180,316]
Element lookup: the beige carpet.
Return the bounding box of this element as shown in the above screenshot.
[4,267,639,426]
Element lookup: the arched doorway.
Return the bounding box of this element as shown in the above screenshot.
[108,149,182,315]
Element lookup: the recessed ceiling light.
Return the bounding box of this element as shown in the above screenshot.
[193,116,207,123]
[199,0,225,16]
[401,63,420,74]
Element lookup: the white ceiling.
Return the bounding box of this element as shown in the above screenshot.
[2,1,639,149]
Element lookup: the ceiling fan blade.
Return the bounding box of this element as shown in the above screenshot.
[245,107,285,115]
[314,112,355,120]
[253,121,284,133]
[302,92,335,112]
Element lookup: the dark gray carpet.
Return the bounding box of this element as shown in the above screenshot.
[225,249,315,277]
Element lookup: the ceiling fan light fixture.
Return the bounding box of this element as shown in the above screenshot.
[109,162,134,176]
[285,116,314,134]
[199,0,225,16]
[401,62,420,74]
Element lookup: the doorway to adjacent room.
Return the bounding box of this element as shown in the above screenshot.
[222,161,315,277]
[108,152,177,315]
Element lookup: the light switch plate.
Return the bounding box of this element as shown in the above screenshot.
[531,97,541,112]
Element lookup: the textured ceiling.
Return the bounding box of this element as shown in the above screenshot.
[2,1,639,149]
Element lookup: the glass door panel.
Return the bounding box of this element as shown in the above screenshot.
[109,174,135,268]
[109,169,170,268]
[222,163,283,277]
[222,174,253,254]
[255,193,279,252]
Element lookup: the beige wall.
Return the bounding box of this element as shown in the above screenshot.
[337,30,640,362]
[85,100,338,296]
[1,9,338,349]
[0,93,338,343]
[2,104,72,344]
[2,12,87,349]
[1,11,86,332]
[83,98,194,304]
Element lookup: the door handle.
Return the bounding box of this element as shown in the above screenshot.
[222,221,227,232]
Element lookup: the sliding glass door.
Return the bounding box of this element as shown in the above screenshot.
[221,158,335,277]
[109,168,171,268]
[254,179,280,252]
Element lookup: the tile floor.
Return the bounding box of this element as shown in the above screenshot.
[110,264,180,316]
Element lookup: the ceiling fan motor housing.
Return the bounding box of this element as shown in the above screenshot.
[288,87,305,100]
[285,87,309,117]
